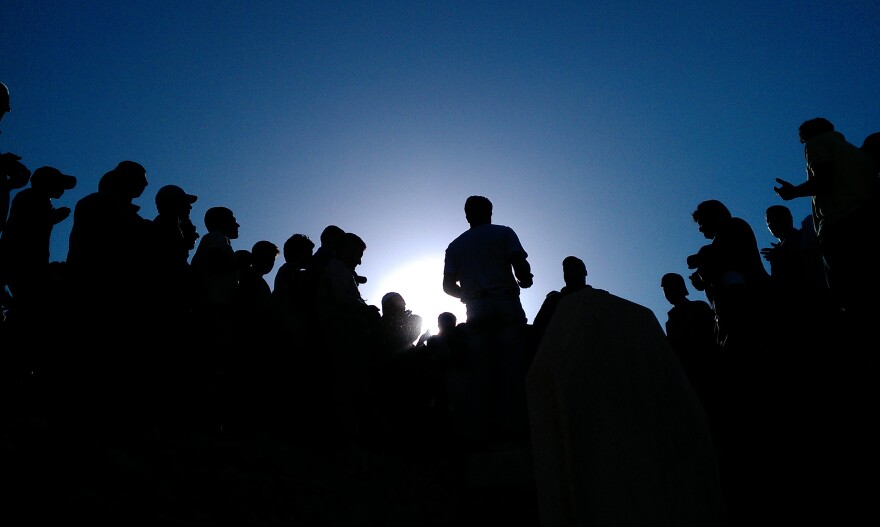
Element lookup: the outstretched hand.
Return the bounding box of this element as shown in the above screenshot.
[760,242,779,262]
[774,178,796,200]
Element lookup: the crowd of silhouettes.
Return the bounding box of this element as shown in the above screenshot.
[1,77,879,525]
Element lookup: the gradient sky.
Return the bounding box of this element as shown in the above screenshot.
[3,1,878,333]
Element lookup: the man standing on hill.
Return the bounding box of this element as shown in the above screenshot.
[443,195,533,450]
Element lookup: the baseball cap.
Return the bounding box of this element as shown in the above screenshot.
[30,166,77,190]
[155,184,197,208]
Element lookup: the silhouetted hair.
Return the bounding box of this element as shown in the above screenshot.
[438,312,457,326]
[661,272,687,293]
[283,233,314,260]
[562,256,587,275]
[465,196,492,217]
[692,200,731,223]
[381,292,405,313]
[798,117,834,143]
[320,225,345,245]
[252,240,280,259]
[862,132,880,171]
[204,206,234,231]
[766,204,793,223]
[335,232,366,253]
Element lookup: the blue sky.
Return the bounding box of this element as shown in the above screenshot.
[3,1,878,332]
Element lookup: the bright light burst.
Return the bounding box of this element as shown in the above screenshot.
[367,255,467,336]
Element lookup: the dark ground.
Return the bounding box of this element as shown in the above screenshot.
[0,399,539,527]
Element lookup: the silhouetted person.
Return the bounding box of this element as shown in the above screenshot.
[149,184,199,331]
[687,199,770,352]
[379,291,427,355]
[443,195,533,449]
[687,199,790,523]
[1,166,76,332]
[316,232,382,447]
[775,119,880,524]
[0,82,31,323]
[660,272,721,439]
[272,233,317,336]
[376,291,431,446]
[66,160,152,333]
[309,224,344,284]
[774,117,877,326]
[236,240,279,333]
[761,204,831,339]
[61,161,156,476]
[863,131,880,176]
[191,206,241,334]
[0,82,31,236]
[531,255,590,356]
[424,311,469,441]
[230,240,279,435]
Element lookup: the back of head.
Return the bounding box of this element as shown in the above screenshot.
[235,249,252,271]
[204,206,234,231]
[334,232,366,266]
[320,225,345,246]
[661,272,689,297]
[381,292,405,314]
[251,240,280,273]
[692,199,731,223]
[464,195,492,224]
[862,132,880,172]
[562,256,588,286]
[283,233,315,261]
[438,311,457,331]
[252,240,279,259]
[98,160,147,198]
[562,256,587,275]
[765,204,793,225]
[798,117,835,143]
[336,232,365,252]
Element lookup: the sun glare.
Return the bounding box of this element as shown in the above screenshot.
[368,256,467,336]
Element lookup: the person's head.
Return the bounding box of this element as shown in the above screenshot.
[251,240,280,275]
[0,82,10,122]
[334,232,366,271]
[765,204,794,240]
[180,217,200,251]
[319,225,345,248]
[862,132,880,174]
[692,199,731,240]
[381,292,407,316]
[155,184,197,216]
[30,166,77,199]
[561,256,587,288]
[661,272,689,304]
[464,195,492,226]
[437,312,457,333]
[798,117,834,144]
[204,206,239,239]
[282,233,314,266]
[234,249,252,272]
[99,160,148,200]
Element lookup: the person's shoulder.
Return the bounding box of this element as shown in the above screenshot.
[687,299,714,314]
